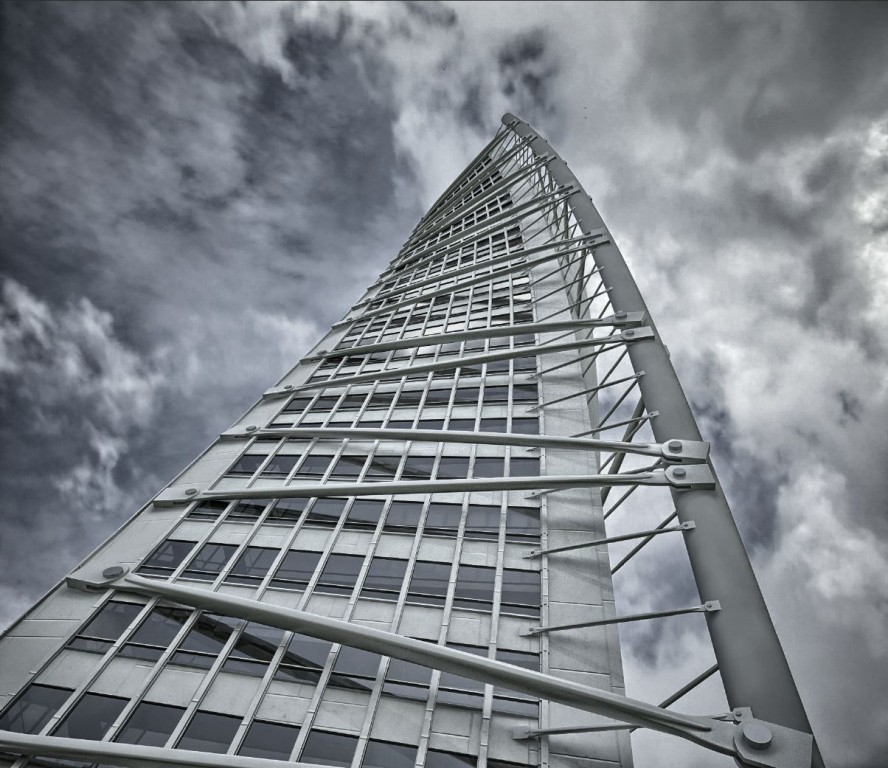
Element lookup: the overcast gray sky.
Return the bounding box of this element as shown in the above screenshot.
[1,2,886,766]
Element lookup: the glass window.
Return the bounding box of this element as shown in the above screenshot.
[501,569,541,616]
[344,498,384,530]
[53,693,127,739]
[452,387,480,405]
[506,507,540,542]
[436,456,470,479]
[188,500,228,520]
[329,454,366,479]
[315,553,364,595]
[472,457,504,478]
[447,418,476,431]
[227,499,268,521]
[364,455,399,480]
[385,500,422,532]
[422,389,451,406]
[68,600,143,654]
[512,383,538,403]
[479,417,508,433]
[271,550,322,590]
[276,634,331,683]
[361,558,407,599]
[294,455,332,479]
[267,498,307,524]
[228,454,265,476]
[177,710,240,753]
[425,749,476,768]
[407,561,451,606]
[454,565,496,609]
[262,454,299,476]
[465,505,500,540]
[283,397,314,413]
[170,613,238,669]
[424,502,461,536]
[300,730,358,767]
[226,546,278,585]
[239,719,300,759]
[120,606,190,661]
[138,539,195,578]
[510,417,538,435]
[363,739,418,768]
[115,701,184,746]
[482,386,509,404]
[401,455,435,481]
[305,498,347,527]
[0,684,72,734]
[183,543,237,581]
[509,457,539,477]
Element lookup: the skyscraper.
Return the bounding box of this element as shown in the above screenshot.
[0,114,818,768]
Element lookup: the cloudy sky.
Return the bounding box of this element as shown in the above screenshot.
[1,2,886,766]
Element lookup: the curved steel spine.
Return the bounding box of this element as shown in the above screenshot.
[501,113,821,766]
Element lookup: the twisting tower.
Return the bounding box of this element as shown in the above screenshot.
[0,115,819,768]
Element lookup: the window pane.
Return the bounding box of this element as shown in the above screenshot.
[263,454,299,476]
[76,601,143,641]
[346,499,384,528]
[227,547,278,582]
[177,710,240,753]
[316,554,363,594]
[508,457,539,477]
[408,561,451,601]
[511,418,539,435]
[228,454,265,475]
[332,646,381,680]
[479,418,508,433]
[0,684,72,734]
[268,498,307,523]
[229,499,268,520]
[301,730,358,767]
[185,543,237,578]
[53,693,127,739]
[454,565,495,605]
[272,550,322,587]
[239,719,300,760]
[363,740,418,768]
[178,613,238,655]
[506,507,540,541]
[306,498,347,526]
[425,750,476,768]
[472,457,504,478]
[401,456,435,481]
[127,606,190,648]
[385,501,422,529]
[362,558,407,594]
[142,540,194,571]
[115,701,185,746]
[501,569,541,611]
[436,457,470,479]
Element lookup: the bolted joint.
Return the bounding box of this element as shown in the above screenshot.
[665,464,715,490]
[729,709,814,768]
[659,439,711,463]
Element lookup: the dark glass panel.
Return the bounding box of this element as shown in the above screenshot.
[363,740,418,768]
[454,565,495,605]
[300,730,358,767]
[294,455,332,478]
[330,455,366,479]
[268,498,307,523]
[177,710,240,753]
[512,384,538,403]
[465,505,501,539]
[425,749,476,768]
[362,558,407,596]
[262,454,299,476]
[505,507,540,541]
[141,540,194,571]
[386,658,433,685]
[177,613,238,655]
[184,543,237,580]
[53,693,127,739]
[482,385,509,403]
[0,684,72,734]
[408,561,451,604]
[400,455,435,481]
[508,457,539,477]
[501,569,541,614]
[363,455,400,480]
[115,701,184,746]
[510,418,539,435]
[75,601,143,642]
[478,418,508,433]
[385,501,423,531]
[316,554,363,594]
[226,547,277,583]
[229,499,268,520]
[188,500,228,519]
[435,457,470,479]
[239,719,300,760]
[306,498,347,527]
[272,550,322,587]
[447,418,476,431]
[345,499,384,529]
[127,606,190,648]
[472,457,504,478]
[228,454,265,475]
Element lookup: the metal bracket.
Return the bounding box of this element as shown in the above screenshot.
[520,601,720,637]
[665,463,715,490]
[620,327,655,343]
